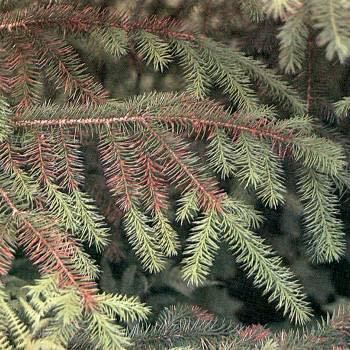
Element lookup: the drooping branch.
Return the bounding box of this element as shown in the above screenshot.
[33,32,108,104]
[3,34,42,112]
[0,231,16,276]
[98,127,166,272]
[141,121,224,211]
[0,141,40,205]
[54,128,84,192]
[0,186,98,310]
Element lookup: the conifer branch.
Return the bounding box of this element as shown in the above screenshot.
[133,134,180,256]
[0,186,99,309]
[0,2,350,344]
[0,96,12,141]
[98,128,165,272]
[311,0,350,63]
[297,167,345,263]
[3,90,348,324]
[13,95,297,145]
[0,275,150,350]
[4,34,42,112]
[0,223,16,276]
[219,198,312,325]
[0,5,302,112]
[0,141,39,204]
[141,122,223,210]
[53,129,109,249]
[23,132,76,230]
[239,0,266,22]
[171,40,211,99]
[0,5,194,41]
[277,5,309,73]
[262,0,303,20]
[130,303,350,349]
[33,32,108,104]
[334,96,350,120]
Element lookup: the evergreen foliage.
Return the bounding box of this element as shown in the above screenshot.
[130,304,350,349]
[263,0,350,71]
[0,275,149,349]
[0,0,349,348]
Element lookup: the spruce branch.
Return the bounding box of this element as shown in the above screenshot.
[141,122,223,211]
[255,142,286,208]
[296,167,346,263]
[0,4,194,40]
[219,198,312,325]
[268,0,350,66]
[171,40,211,99]
[133,134,180,256]
[33,32,108,104]
[0,291,30,348]
[0,2,349,344]
[175,190,199,225]
[4,34,43,112]
[225,47,306,114]
[0,95,12,141]
[292,135,347,177]
[0,4,302,113]
[98,128,166,272]
[181,208,221,285]
[0,141,39,204]
[200,42,259,111]
[13,95,297,145]
[334,96,350,120]
[90,27,129,58]
[0,221,16,276]
[277,5,309,73]
[262,0,303,20]
[0,275,150,350]
[0,185,99,309]
[239,0,266,22]
[135,30,172,72]
[130,303,350,349]
[52,129,109,249]
[23,131,76,231]
[129,305,235,349]
[311,0,350,63]
[7,94,348,322]
[207,129,237,180]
